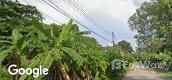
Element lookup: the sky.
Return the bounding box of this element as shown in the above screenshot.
[18,0,149,49]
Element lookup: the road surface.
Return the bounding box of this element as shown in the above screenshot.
[123,64,164,80]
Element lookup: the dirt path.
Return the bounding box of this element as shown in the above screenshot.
[123,64,165,80]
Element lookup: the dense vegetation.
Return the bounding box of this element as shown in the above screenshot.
[159,71,172,80]
[0,1,134,80]
[1,0,171,80]
[128,0,172,71]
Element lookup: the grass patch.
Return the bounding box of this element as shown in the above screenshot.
[158,71,172,80]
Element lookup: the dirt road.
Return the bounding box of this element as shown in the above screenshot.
[123,64,165,80]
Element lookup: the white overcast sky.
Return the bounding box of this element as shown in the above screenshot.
[18,0,149,48]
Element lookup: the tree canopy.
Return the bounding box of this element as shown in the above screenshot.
[128,0,172,53]
[117,40,133,53]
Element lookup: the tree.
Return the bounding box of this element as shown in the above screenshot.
[128,0,172,53]
[117,40,133,53]
[0,0,42,36]
[128,0,172,71]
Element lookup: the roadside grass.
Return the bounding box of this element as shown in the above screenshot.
[158,71,172,80]
[108,67,130,80]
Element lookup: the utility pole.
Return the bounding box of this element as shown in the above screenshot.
[112,32,115,46]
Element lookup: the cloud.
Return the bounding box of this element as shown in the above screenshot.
[132,0,142,7]
[131,0,150,7]
[92,12,137,48]
[18,0,145,49]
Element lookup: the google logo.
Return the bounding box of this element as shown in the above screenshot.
[8,64,49,78]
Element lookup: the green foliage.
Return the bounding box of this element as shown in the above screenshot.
[117,40,133,53]
[159,71,172,80]
[128,0,172,72]
[104,47,134,80]
[0,66,11,80]
[62,47,83,67]
[128,0,172,53]
[0,0,42,36]
[0,1,135,80]
[0,47,13,64]
[137,52,172,71]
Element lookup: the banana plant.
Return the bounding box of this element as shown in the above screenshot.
[19,19,81,80]
[0,1,115,80]
[0,28,30,64]
[0,28,32,80]
[0,19,109,80]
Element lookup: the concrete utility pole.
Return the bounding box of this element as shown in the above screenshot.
[112,32,115,46]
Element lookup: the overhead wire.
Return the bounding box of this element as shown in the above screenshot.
[72,0,118,42]
[42,0,112,42]
[24,0,112,42]
[63,0,114,42]
[42,11,61,24]
[64,0,112,35]
[23,0,61,24]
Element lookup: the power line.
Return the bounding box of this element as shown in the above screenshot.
[63,0,114,43]
[24,0,112,42]
[41,11,61,24]
[64,0,112,35]
[41,0,112,42]
[24,0,61,24]
[73,0,118,43]
[73,0,118,41]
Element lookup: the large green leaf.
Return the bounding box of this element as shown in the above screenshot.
[0,35,12,40]
[32,20,53,41]
[33,37,49,51]
[53,50,63,61]
[50,25,60,38]
[61,47,83,66]
[19,54,41,80]
[34,51,54,80]
[42,51,53,68]
[20,56,29,68]
[94,72,101,80]
[0,40,12,44]
[0,47,13,64]
[12,29,22,45]
[0,66,11,80]
[21,40,31,50]
[59,20,73,44]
